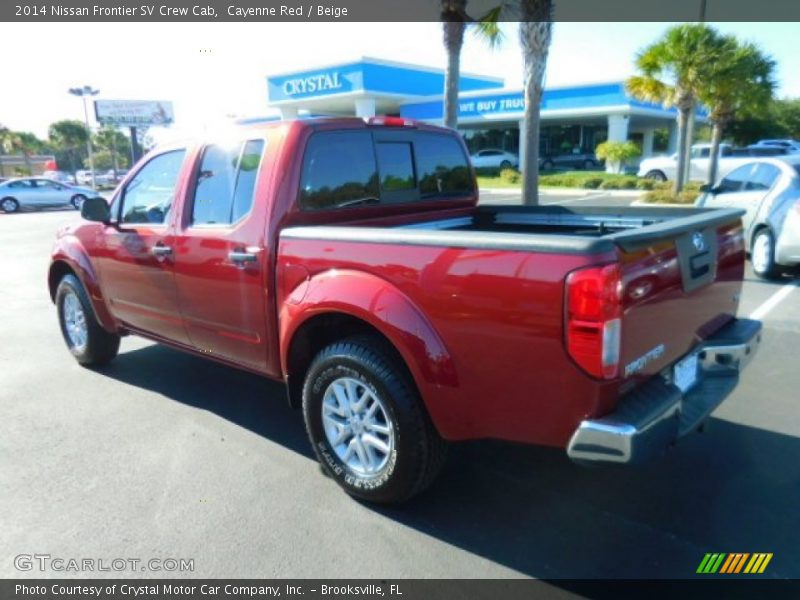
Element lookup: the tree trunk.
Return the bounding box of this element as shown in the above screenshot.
[707,120,725,187]
[519,15,553,206]
[111,141,119,177]
[442,2,467,130]
[674,107,690,193]
[23,152,33,176]
[682,102,696,185]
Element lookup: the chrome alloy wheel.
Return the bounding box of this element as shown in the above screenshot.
[752,231,772,274]
[62,291,88,352]
[322,377,394,477]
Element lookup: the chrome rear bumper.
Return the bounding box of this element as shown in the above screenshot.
[567,318,762,464]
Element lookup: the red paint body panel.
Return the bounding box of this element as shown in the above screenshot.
[48,118,748,450]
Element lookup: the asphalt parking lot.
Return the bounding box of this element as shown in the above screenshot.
[1,203,798,581]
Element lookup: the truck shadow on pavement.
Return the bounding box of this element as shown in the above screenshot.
[104,343,799,580]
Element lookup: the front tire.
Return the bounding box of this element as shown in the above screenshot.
[500,160,512,169]
[541,160,554,170]
[751,229,782,280]
[644,170,667,182]
[56,274,120,366]
[1,197,19,213]
[302,336,447,504]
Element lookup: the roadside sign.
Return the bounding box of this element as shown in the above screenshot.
[94,100,174,126]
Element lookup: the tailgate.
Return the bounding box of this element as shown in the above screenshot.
[609,208,746,383]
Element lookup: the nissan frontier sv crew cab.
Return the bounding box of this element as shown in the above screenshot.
[49,117,761,503]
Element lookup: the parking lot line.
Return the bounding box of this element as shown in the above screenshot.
[748,281,797,321]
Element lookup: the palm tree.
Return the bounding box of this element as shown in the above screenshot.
[48,120,89,173]
[699,38,776,185]
[627,24,725,192]
[518,1,553,205]
[441,1,469,129]
[0,129,42,175]
[441,1,502,130]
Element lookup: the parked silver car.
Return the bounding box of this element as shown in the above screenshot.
[697,156,800,279]
[0,178,96,213]
[470,149,519,169]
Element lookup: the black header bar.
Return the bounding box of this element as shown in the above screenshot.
[3,0,800,22]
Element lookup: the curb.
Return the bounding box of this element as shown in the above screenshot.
[630,199,697,207]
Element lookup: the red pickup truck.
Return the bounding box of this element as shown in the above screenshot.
[49,117,761,503]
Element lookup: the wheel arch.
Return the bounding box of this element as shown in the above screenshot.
[279,271,459,432]
[48,251,116,333]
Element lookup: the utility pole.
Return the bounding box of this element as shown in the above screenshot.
[68,85,100,190]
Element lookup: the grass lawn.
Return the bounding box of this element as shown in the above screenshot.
[478,170,644,190]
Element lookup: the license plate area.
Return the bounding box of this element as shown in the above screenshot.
[673,352,699,393]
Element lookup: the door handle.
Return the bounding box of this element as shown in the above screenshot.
[228,247,261,266]
[151,243,173,258]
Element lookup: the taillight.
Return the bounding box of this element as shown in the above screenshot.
[367,116,416,128]
[566,263,622,379]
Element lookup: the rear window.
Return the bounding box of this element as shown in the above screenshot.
[376,142,415,191]
[299,131,379,210]
[415,132,474,199]
[298,129,474,211]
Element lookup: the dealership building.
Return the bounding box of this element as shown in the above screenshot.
[263,57,685,164]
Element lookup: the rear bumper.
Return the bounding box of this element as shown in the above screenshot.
[567,318,762,464]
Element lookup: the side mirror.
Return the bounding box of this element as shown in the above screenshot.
[81,196,111,223]
[700,183,721,195]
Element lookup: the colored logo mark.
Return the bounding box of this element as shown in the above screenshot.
[697,553,773,574]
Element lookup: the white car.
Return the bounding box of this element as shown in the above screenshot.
[470,149,519,169]
[637,143,752,182]
[75,170,94,186]
[697,156,800,279]
[752,139,800,153]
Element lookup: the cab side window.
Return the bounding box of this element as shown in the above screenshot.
[121,150,186,224]
[191,139,265,225]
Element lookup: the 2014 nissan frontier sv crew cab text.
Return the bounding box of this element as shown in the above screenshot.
[49,117,762,503]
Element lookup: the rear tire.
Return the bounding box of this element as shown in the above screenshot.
[302,335,447,504]
[751,229,783,280]
[583,159,596,170]
[71,194,87,210]
[56,274,120,366]
[500,160,512,169]
[1,197,19,213]
[542,160,554,170]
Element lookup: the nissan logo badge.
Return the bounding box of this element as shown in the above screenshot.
[692,231,706,252]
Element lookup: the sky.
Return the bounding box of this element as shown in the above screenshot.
[0,21,798,144]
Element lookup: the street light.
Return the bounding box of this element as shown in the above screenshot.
[68,85,100,190]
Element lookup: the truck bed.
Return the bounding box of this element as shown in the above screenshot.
[279,204,746,446]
